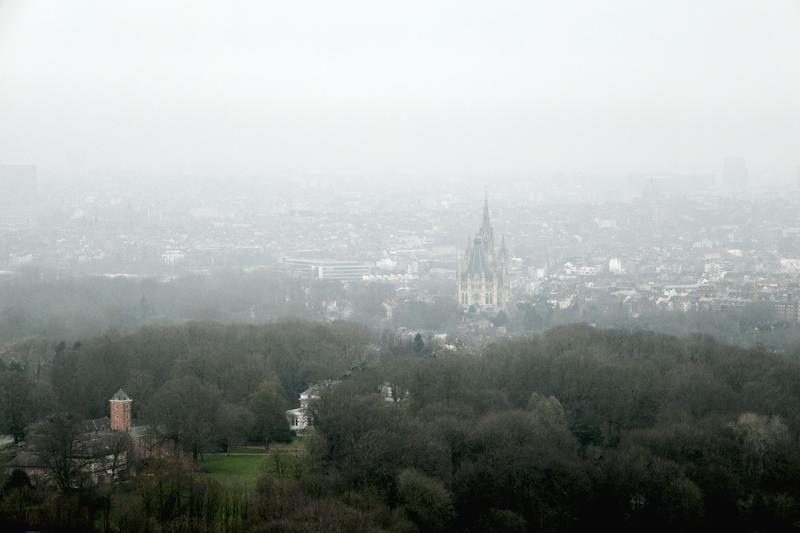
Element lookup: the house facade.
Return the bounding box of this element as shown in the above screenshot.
[285,381,340,432]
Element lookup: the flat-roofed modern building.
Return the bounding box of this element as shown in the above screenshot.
[285,258,372,281]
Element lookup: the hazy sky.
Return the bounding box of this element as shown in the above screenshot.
[1,0,798,180]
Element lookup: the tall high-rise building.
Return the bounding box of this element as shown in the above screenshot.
[457,195,511,312]
[0,164,38,230]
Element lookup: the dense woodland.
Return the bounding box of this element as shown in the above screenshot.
[2,319,800,531]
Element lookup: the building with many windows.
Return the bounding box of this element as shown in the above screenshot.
[284,258,371,281]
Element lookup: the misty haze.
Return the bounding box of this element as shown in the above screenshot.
[2,2,800,532]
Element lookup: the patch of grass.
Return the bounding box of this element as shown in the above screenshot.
[200,438,306,488]
[201,455,266,487]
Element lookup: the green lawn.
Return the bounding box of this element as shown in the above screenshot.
[201,454,266,487]
[200,438,305,488]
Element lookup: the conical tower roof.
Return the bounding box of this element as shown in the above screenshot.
[110,389,131,401]
[481,192,491,231]
[479,192,495,253]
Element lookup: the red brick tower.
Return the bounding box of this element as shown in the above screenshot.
[109,389,133,432]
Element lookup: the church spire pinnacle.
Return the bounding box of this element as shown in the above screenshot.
[479,191,494,252]
[482,191,491,229]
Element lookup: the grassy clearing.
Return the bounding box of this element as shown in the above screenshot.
[200,438,305,488]
[201,455,265,487]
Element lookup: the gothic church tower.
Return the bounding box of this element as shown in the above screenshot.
[457,195,510,312]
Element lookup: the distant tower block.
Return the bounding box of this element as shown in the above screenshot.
[109,389,133,432]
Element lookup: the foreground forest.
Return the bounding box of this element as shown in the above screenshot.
[2,321,800,531]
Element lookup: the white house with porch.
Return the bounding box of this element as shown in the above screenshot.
[285,381,340,432]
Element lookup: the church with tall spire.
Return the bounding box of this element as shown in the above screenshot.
[457,194,510,312]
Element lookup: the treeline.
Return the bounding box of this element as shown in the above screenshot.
[256,324,800,532]
[0,270,457,345]
[3,322,800,531]
[0,320,373,449]
[0,458,251,532]
[0,270,368,344]
[516,300,800,350]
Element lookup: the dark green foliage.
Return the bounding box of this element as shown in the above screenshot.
[30,413,85,491]
[277,324,800,532]
[468,508,527,533]
[146,375,223,462]
[3,469,32,491]
[5,321,800,532]
[217,402,255,453]
[397,468,455,531]
[247,382,292,446]
[0,364,54,442]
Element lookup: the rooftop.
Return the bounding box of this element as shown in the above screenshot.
[110,389,131,401]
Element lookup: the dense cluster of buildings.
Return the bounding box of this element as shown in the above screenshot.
[521,190,800,322]
[5,169,800,329]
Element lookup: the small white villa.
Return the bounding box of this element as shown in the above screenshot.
[285,380,408,432]
[285,381,340,432]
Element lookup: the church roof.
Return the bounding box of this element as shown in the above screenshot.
[77,417,111,435]
[465,237,493,278]
[110,389,131,401]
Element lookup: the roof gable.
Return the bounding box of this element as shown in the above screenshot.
[110,389,131,401]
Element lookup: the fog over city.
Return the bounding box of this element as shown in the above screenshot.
[4,2,800,532]
[1,0,799,181]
